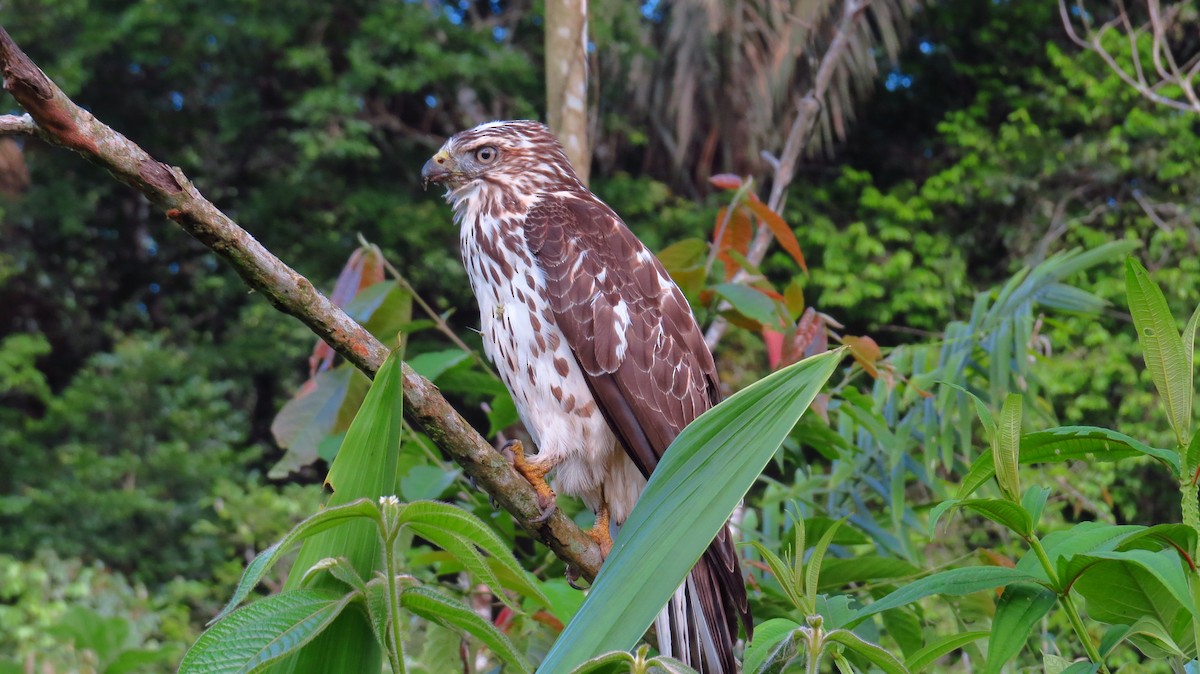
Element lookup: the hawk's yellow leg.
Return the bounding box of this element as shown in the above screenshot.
[588,505,613,558]
[504,439,558,523]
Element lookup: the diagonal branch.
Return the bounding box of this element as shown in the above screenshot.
[0,25,602,581]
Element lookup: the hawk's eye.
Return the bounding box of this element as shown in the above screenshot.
[474,146,498,164]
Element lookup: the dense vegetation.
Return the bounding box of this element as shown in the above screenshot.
[1,0,1198,671]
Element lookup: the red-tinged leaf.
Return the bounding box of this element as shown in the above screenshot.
[763,328,784,369]
[714,207,753,280]
[709,173,744,191]
[784,308,825,367]
[810,393,830,424]
[979,549,1016,569]
[844,335,882,378]
[308,247,388,377]
[531,610,565,633]
[784,278,805,320]
[747,195,807,273]
[753,283,785,302]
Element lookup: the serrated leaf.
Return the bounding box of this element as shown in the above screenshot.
[299,557,367,596]
[995,394,1022,501]
[964,499,1034,538]
[825,629,908,674]
[538,349,844,671]
[958,427,1180,499]
[400,586,533,673]
[741,619,801,674]
[983,584,1056,674]
[181,590,356,674]
[1126,258,1192,445]
[398,500,549,607]
[213,499,380,623]
[904,631,988,673]
[747,541,805,612]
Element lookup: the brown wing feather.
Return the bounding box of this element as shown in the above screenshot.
[525,194,752,669]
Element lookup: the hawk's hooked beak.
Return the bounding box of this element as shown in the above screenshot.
[421,150,456,190]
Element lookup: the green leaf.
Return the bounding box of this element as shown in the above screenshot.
[994,394,1022,501]
[270,344,406,674]
[805,517,845,611]
[958,426,1179,499]
[1020,486,1050,531]
[818,557,921,592]
[212,499,380,623]
[741,618,801,674]
[983,584,1056,674]
[824,629,908,674]
[180,590,357,674]
[904,631,988,673]
[1072,549,1198,619]
[1126,258,1192,445]
[880,608,923,659]
[398,500,549,607]
[850,567,1042,624]
[406,349,470,381]
[938,382,996,439]
[747,541,805,612]
[298,557,367,596]
[563,651,636,674]
[269,365,362,478]
[400,586,533,674]
[539,349,844,671]
[930,499,1032,538]
[1116,524,1198,570]
[714,282,780,327]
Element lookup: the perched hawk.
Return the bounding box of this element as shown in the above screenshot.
[423,120,751,673]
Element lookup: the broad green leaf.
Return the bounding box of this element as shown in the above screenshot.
[213,499,380,623]
[398,500,549,607]
[1098,616,1190,659]
[850,567,1042,624]
[824,629,908,674]
[818,557,921,591]
[983,584,1056,674]
[406,348,470,381]
[1116,524,1198,569]
[995,394,1022,501]
[538,349,844,671]
[752,628,802,674]
[958,427,1179,499]
[407,522,514,608]
[805,517,845,611]
[400,586,533,674]
[1126,258,1191,445]
[880,608,923,659]
[931,499,1033,539]
[271,345,406,674]
[904,631,988,673]
[1188,430,1200,479]
[1072,549,1198,619]
[1058,663,1100,674]
[741,619,801,674]
[1015,522,1141,584]
[714,282,780,327]
[180,590,356,674]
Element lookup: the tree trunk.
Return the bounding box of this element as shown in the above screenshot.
[545,0,591,185]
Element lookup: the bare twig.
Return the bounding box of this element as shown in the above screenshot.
[1059,0,1200,114]
[705,0,869,349]
[0,112,35,135]
[0,25,602,581]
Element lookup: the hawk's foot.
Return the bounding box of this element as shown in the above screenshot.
[501,439,557,523]
[587,505,613,559]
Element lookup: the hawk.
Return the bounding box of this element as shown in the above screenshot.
[422,120,751,673]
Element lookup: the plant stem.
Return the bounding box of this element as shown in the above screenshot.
[1181,467,1200,660]
[381,522,407,674]
[1028,536,1109,673]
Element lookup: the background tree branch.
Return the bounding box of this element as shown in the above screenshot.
[0,25,603,581]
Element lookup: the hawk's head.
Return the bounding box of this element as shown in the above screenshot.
[421,120,582,201]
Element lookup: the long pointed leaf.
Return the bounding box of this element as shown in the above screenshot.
[1126,258,1192,445]
[400,586,533,673]
[539,349,845,671]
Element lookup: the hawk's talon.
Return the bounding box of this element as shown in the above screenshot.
[588,505,614,559]
[566,566,588,590]
[501,439,559,522]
